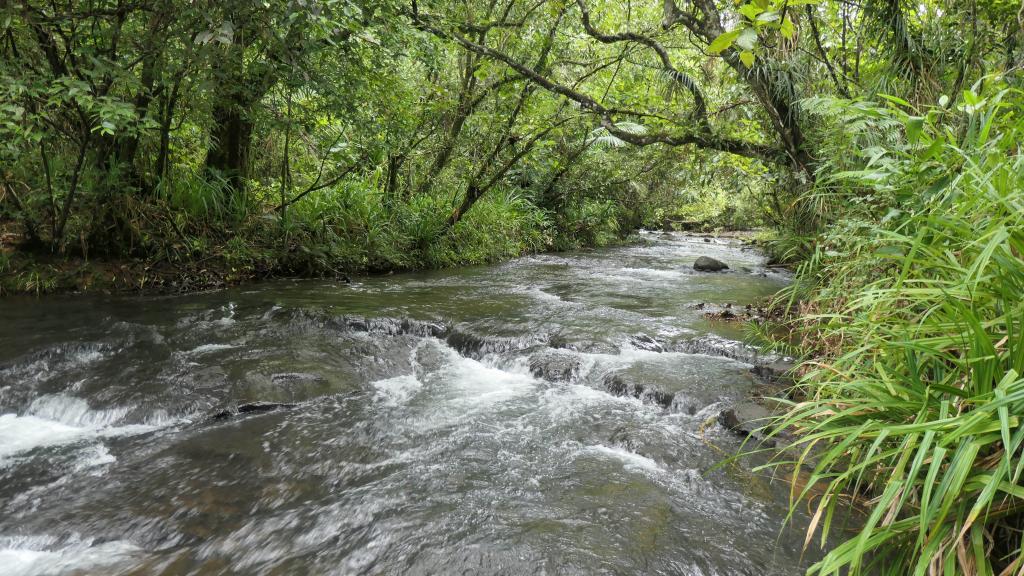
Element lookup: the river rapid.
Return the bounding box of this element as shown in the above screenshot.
[0,232,821,575]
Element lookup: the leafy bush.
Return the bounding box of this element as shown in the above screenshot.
[764,84,1024,574]
[426,189,551,267]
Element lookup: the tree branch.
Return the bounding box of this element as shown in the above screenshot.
[414,18,785,165]
[574,0,708,121]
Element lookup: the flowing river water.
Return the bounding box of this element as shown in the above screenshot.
[0,232,824,575]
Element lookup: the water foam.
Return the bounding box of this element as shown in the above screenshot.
[0,535,140,576]
[186,343,236,355]
[0,395,172,464]
[440,347,536,406]
[581,444,663,473]
[0,415,87,460]
[373,374,423,407]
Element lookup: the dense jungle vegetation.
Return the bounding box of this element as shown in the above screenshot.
[3,0,1024,573]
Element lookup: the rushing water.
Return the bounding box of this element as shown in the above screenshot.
[0,232,821,575]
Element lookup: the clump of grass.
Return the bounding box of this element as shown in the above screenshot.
[426,189,552,267]
[763,84,1024,574]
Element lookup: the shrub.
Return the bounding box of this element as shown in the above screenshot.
[764,84,1024,574]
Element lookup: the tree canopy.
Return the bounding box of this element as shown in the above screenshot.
[4,0,1016,259]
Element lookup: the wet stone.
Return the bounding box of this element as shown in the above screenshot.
[628,334,665,352]
[528,350,582,381]
[718,402,773,439]
[693,256,729,272]
[673,334,768,364]
[445,327,544,358]
[751,359,796,385]
[211,401,297,420]
[603,374,674,409]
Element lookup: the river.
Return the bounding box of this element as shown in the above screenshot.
[0,232,822,575]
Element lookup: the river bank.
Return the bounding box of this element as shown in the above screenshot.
[0,228,775,296]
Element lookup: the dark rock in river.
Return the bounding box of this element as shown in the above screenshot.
[603,374,674,409]
[212,401,297,420]
[718,402,773,439]
[446,327,545,358]
[340,316,448,338]
[529,350,582,381]
[693,256,729,272]
[673,334,768,365]
[751,359,796,385]
[628,333,665,352]
[720,402,819,467]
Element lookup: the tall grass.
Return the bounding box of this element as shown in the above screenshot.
[765,83,1024,574]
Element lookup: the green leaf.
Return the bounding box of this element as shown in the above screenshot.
[707,29,740,54]
[905,116,924,143]
[738,3,762,21]
[875,245,905,257]
[779,17,795,39]
[878,93,911,107]
[739,51,755,68]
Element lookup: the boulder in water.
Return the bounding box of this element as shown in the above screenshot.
[718,402,772,438]
[751,360,796,385]
[604,374,674,409]
[528,350,582,381]
[212,401,297,420]
[628,333,664,352]
[693,256,729,272]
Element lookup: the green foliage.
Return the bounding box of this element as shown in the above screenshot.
[2,0,1024,571]
[763,84,1024,575]
[426,190,551,267]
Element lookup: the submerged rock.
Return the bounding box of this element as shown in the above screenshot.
[751,359,796,385]
[628,334,665,352]
[693,256,729,272]
[528,350,582,381]
[211,401,297,420]
[603,374,674,409]
[446,327,545,358]
[673,334,768,364]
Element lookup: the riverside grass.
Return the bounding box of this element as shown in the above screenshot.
[760,84,1024,575]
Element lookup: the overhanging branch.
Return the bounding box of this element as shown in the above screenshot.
[415,17,785,166]
[574,0,708,122]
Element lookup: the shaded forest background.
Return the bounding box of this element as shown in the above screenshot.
[7,0,997,287]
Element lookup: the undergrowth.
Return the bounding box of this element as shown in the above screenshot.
[758,81,1024,574]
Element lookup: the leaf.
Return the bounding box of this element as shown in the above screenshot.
[905,116,924,144]
[708,29,740,54]
[736,27,759,51]
[877,93,910,107]
[876,245,906,257]
[740,51,755,68]
[738,3,763,21]
[780,17,795,40]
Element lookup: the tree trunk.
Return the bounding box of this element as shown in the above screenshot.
[155,77,182,185]
[205,97,253,195]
